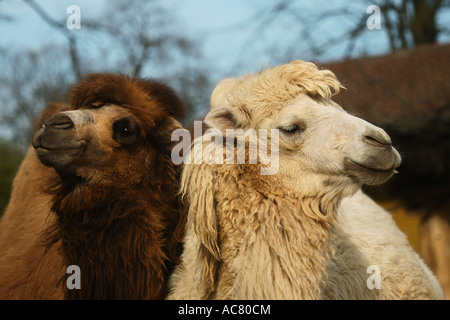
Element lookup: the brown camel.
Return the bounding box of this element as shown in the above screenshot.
[0,74,186,299]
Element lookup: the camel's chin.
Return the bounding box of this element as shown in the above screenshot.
[344,158,397,185]
[35,147,81,172]
[33,137,86,171]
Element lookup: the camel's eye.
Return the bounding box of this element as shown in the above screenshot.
[279,124,302,135]
[120,126,135,136]
[113,118,139,145]
[89,102,105,109]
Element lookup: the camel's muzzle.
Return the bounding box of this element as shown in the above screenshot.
[33,113,86,171]
[343,127,401,185]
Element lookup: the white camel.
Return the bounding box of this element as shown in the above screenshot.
[168,60,444,299]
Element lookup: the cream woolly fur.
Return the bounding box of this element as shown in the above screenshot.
[209,60,342,130]
[330,191,445,299]
[168,60,444,300]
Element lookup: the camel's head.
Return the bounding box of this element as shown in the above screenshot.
[205,60,401,193]
[32,73,185,187]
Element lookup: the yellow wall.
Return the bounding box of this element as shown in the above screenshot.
[379,200,421,252]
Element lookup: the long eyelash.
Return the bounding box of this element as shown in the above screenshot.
[280,125,300,134]
[89,102,106,109]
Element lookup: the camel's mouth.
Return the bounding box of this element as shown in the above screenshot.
[344,158,397,174]
[344,158,398,185]
[34,140,86,152]
[33,140,86,171]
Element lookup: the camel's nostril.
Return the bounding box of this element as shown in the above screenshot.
[51,121,73,130]
[364,132,392,147]
[45,114,74,130]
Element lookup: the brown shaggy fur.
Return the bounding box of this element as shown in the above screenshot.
[0,74,187,299]
[0,146,63,299]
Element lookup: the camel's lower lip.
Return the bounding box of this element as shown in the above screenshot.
[344,158,397,174]
[35,141,86,152]
[36,146,80,152]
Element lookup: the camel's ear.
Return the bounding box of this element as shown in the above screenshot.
[138,79,187,120]
[161,116,183,132]
[153,116,183,145]
[210,78,236,109]
[204,106,248,132]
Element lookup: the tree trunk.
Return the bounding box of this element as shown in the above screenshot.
[410,0,440,45]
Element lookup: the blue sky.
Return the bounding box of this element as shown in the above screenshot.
[0,0,392,78]
[1,0,449,75]
[1,0,449,111]
[0,0,263,52]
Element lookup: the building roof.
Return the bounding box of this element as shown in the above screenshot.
[323,43,450,134]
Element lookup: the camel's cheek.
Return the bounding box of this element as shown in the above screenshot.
[74,144,150,187]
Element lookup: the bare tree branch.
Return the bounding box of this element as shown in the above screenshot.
[23,0,82,81]
[230,0,295,70]
[200,2,281,36]
[228,0,449,65]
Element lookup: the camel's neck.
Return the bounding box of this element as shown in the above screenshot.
[47,184,174,300]
[216,180,341,299]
